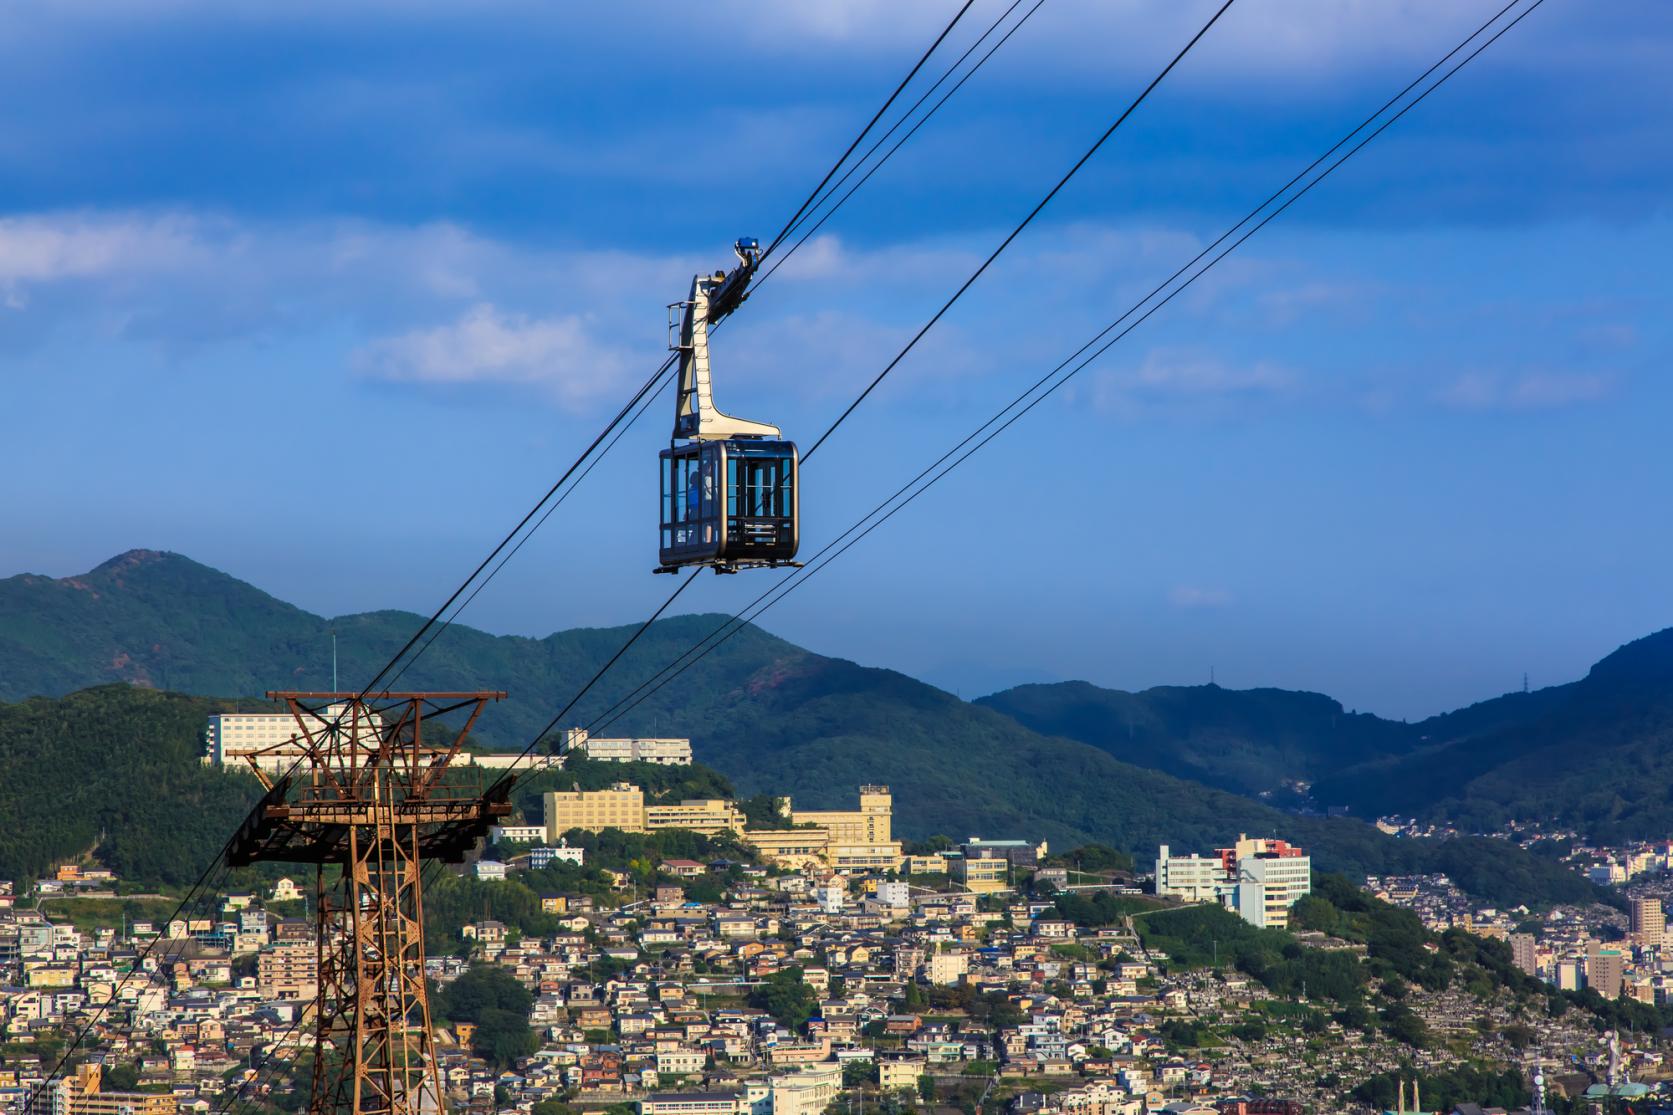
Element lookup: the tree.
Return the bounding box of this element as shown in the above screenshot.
[750,967,818,1032]
[918,1074,937,1103]
[438,965,537,1068]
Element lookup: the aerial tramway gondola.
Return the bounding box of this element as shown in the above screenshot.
[656,238,800,574]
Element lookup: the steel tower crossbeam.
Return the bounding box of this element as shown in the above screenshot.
[227,691,510,1115]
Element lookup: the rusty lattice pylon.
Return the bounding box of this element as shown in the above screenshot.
[228,691,511,1115]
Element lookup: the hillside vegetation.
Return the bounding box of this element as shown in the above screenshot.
[0,686,264,886]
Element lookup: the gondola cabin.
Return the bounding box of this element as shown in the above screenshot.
[658,438,798,573]
[656,238,801,574]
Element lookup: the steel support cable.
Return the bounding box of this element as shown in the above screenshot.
[762,0,979,260]
[354,0,978,698]
[202,23,996,1102]
[285,6,987,714]
[473,2,1234,774]
[215,5,1547,1106]
[353,350,679,701]
[380,359,680,695]
[585,0,1546,737]
[768,0,1041,258]
[754,0,1051,290]
[583,0,1241,730]
[800,0,1239,462]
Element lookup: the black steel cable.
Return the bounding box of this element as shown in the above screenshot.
[361,5,988,699]
[586,0,1545,737]
[354,350,679,701]
[768,0,1040,258]
[535,0,1239,748]
[24,854,238,1111]
[762,0,979,260]
[800,0,1239,461]
[755,0,1051,290]
[191,18,1005,1100]
[380,361,679,694]
[206,6,1548,1103]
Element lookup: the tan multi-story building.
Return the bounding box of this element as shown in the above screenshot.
[257,942,318,1000]
[1588,944,1626,999]
[742,828,832,870]
[645,799,744,835]
[544,784,649,839]
[41,1065,178,1115]
[542,782,901,868]
[1632,897,1666,947]
[773,786,904,871]
[952,853,1010,894]
[790,786,894,845]
[926,949,969,986]
[544,784,743,839]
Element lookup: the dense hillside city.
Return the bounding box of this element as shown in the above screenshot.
[2,0,1662,1110]
[5,688,1673,1115]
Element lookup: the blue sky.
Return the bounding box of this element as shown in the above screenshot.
[2,0,1670,719]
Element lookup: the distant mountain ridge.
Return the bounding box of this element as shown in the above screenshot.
[975,680,1413,799]
[0,550,1649,892]
[980,632,1673,842]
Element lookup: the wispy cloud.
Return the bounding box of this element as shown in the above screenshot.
[1169,585,1232,609]
[1437,370,1615,413]
[353,303,631,411]
[1091,348,1296,419]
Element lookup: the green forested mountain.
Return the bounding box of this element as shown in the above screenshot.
[980,631,1673,842]
[0,685,265,886]
[975,680,1413,798]
[1313,628,1673,840]
[0,551,1604,904]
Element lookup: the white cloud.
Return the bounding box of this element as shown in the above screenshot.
[1091,348,1296,418]
[1169,585,1232,608]
[354,304,631,411]
[1437,370,1614,412]
[0,212,208,306]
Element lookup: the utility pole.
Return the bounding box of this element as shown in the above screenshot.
[228,690,511,1115]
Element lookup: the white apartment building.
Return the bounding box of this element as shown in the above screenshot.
[204,705,383,772]
[489,825,547,845]
[1153,846,1227,903]
[561,727,693,766]
[1155,836,1311,929]
[1236,853,1313,929]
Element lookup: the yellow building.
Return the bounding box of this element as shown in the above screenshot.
[645,799,745,835]
[544,783,745,839]
[544,783,648,839]
[257,943,318,1000]
[746,787,904,871]
[952,854,1010,893]
[791,785,894,845]
[742,828,832,871]
[48,1065,178,1115]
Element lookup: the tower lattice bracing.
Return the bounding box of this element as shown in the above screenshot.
[228,692,511,1115]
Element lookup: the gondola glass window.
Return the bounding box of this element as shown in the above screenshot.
[659,440,798,571]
